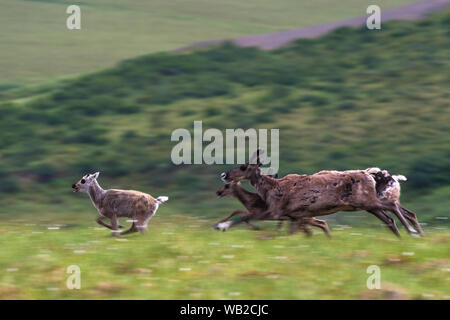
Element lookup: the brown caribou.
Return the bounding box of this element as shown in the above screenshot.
[219,150,421,237]
[215,181,331,237]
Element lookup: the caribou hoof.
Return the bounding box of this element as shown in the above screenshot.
[213,221,232,232]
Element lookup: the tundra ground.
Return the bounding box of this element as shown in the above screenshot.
[0,210,448,300]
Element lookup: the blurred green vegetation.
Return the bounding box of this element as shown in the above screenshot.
[0,0,417,85]
[0,10,449,227]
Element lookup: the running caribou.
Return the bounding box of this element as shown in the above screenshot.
[72,172,168,236]
[215,181,331,237]
[217,149,422,237]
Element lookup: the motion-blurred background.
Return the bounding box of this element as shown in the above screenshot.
[0,0,448,299]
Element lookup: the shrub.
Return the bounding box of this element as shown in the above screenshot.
[0,177,21,193]
[64,127,108,144]
[205,107,221,117]
[28,162,57,183]
[301,93,330,106]
[337,102,356,110]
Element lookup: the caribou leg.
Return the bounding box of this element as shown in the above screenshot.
[214,209,287,231]
[285,215,311,236]
[298,223,313,236]
[307,218,332,238]
[367,209,401,237]
[218,210,246,223]
[110,214,120,237]
[121,222,138,235]
[288,219,299,234]
[213,210,260,231]
[400,205,424,236]
[96,216,114,230]
[217,210,261,230]
[276,221,284,231]
[382,202,418,236]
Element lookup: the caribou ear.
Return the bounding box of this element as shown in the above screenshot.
[249,148,265,164]
[92,172,100,179]
[256,148,265,165]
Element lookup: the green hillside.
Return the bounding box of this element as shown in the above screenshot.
[0,10,449,226]
[1,0,417,85]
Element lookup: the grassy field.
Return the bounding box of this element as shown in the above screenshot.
[0,5,448,300]
[0,211,448,300]
[1,0,418,85]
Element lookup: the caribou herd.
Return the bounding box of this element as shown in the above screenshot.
[71,150,422,238]
[214,149,423,237]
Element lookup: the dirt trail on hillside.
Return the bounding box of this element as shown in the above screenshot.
[174,0,449,52]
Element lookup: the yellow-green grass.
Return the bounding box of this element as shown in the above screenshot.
[0,211,448,300]
[1,0,418,85]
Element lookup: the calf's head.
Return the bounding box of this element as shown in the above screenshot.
[221,162,262,183]
[72,172,100,192]
[216,182,241,197]
[220,149,263,182]
[216,183,231,197]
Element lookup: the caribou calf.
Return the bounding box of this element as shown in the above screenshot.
[72,172,168,236]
